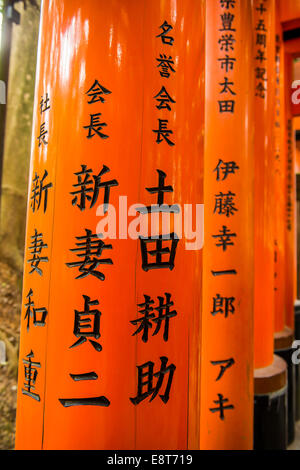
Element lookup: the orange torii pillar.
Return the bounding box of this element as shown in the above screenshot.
[276,49,298,445]
[200,0,254,450]
[280,24,300,429]
[15,0,205,450]
[253,0,288,450]
[285,53,297,348]
[273,3,287,347]
[294,117,300,424]
[273,5,296,447]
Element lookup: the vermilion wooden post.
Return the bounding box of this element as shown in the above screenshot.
[276,50,297,445]
[253,0,276,372]
[15,0,205,450]
[278,4,300,437]
[273,5,293,387]
[253,0,287,450]
[200,0,254,450]
[284,52,297,333]
[273,4,286,338]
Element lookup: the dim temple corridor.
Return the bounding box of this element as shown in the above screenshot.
[2,0,300,453]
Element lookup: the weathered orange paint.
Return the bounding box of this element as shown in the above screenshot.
[15,0,205,450]
[200,0,254,450]
[253,0,276,369]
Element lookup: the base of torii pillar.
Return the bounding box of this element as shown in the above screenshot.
[254,354,287,450]
[274,327,295,445]
[294,301,300,421]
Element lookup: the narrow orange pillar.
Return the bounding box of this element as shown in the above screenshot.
[15,0,205,450]
[273,3,293,387]
[253,1,288,450]
[200,0,254,450]
[253,0,276,371]
[284,52,297,332]
[273,4,286,337]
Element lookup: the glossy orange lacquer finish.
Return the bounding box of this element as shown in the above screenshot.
[15,0,205,450]
[284,52,297,330]
[200,0,254,450]
[274,2,286,334]
[253,0,276,369]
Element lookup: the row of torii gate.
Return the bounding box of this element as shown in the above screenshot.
[12,0,300,450]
